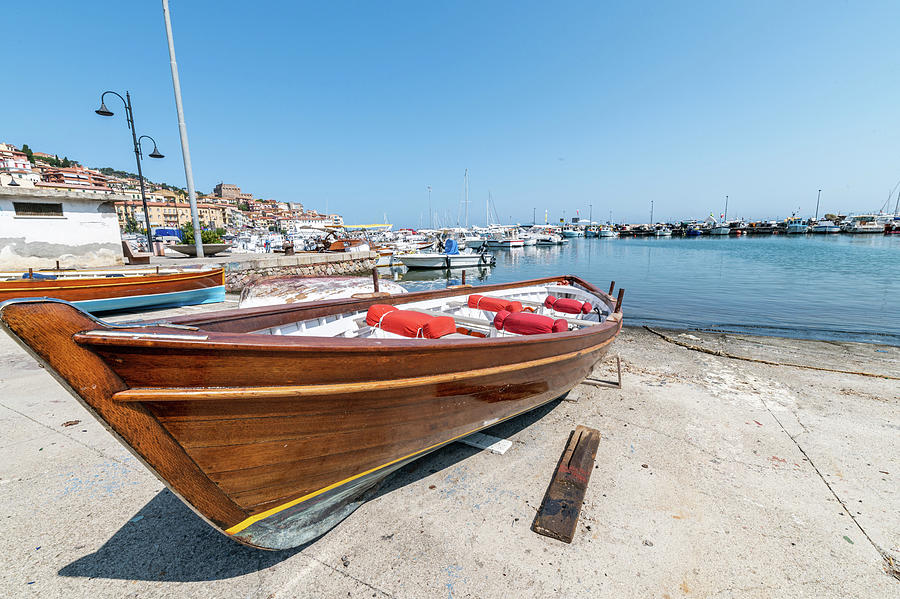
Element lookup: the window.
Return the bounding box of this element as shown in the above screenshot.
[13,202,64,217]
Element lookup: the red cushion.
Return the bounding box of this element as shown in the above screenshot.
[544,296,592,314]
[468,294,523,313]
[422,316,456,339]
[367,304,455,338]
[494,310,568,335]
[366,304,397,326]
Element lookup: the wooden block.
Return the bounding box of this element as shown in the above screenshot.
[457,431,513,455]
[563,385,583,403]
[532,425,601,543]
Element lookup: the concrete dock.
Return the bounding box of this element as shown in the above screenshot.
[0,302,897,598]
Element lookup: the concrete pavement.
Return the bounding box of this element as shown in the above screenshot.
[0,305,897,598]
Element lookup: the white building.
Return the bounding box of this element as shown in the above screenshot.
[0,186,126,269]
[0,143,41,185]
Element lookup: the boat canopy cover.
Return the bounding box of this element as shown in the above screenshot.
[443,239,459,255]
[493,310,567,335]
[366,304,456,338]
[544,295,593,314]
[21,272,57,280]
[468,294,523,313]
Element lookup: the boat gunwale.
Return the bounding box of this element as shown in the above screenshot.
[164,274,612,328]
[72,275,620,352]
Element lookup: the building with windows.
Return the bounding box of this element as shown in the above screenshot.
[213,182,241,199]
[114,199,228,231]
[0,143,41,185]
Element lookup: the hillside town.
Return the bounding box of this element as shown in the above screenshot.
[0,141,343,235]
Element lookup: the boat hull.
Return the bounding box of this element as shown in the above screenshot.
[398,253,493,269]
[0,268,225,313]
[0,275,621,550]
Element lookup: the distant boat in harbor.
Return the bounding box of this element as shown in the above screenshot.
[784,217,809,234]
[598,225,618,238]
[811,219,840,234]
[841,215,882,233]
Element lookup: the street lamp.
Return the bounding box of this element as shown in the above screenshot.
[94,90,164,251]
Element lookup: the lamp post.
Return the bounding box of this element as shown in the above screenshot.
[95,91,164,250]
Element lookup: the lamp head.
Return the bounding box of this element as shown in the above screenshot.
[95,102,114,117]
[7,175,20,187]
[148,144,164,159]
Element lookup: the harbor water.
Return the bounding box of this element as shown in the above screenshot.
[391,234,900,345]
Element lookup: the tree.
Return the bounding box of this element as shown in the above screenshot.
[180,222,223,244]
[61,157,71,168]
[238,201,250,211]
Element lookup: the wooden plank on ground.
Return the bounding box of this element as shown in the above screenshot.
[457,431,512,454]
[532,425,601,543]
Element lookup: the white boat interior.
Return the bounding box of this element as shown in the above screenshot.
[251,282,615,340]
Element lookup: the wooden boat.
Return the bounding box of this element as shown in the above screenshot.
[0,266,225,313]
[0,274,622,550]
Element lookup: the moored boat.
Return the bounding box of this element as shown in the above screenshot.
[0,266,225,313]
[598,225,618,238]
[811,219,841,234]
[841,215,883,233]
[0,274,622,550]
[784,217,809,234]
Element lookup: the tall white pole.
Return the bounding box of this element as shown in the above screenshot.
[162,0,204,258]
[464,169,469,228]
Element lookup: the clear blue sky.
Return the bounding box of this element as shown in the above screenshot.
[5,1,900,225]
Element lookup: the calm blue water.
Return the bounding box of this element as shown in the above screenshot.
[390,235,900,345]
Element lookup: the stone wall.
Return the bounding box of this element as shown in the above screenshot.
[223,252,378,292]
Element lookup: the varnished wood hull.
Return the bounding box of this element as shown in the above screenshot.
[0,268,225,312]
[0,275,621,549]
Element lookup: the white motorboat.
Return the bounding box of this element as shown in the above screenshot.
[598,226,618,238]
[709,225,730,235]
[463,235,486,250]
[399,252,494,269]
[841,215,883,233]
[398,239,495,269]
[535,234,564,245]
[485,237,525,249]
[811,219,840,234]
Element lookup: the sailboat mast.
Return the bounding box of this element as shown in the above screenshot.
[650,200,654,224]
[815,189,821,221]
[464,169,469,228]
[724,195,728,221]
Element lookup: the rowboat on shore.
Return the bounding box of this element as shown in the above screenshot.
[0,266,225,313]
[0,274,622,550]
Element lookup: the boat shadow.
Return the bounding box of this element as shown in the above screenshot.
[58,396,565,582]
[57,489,304,582]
